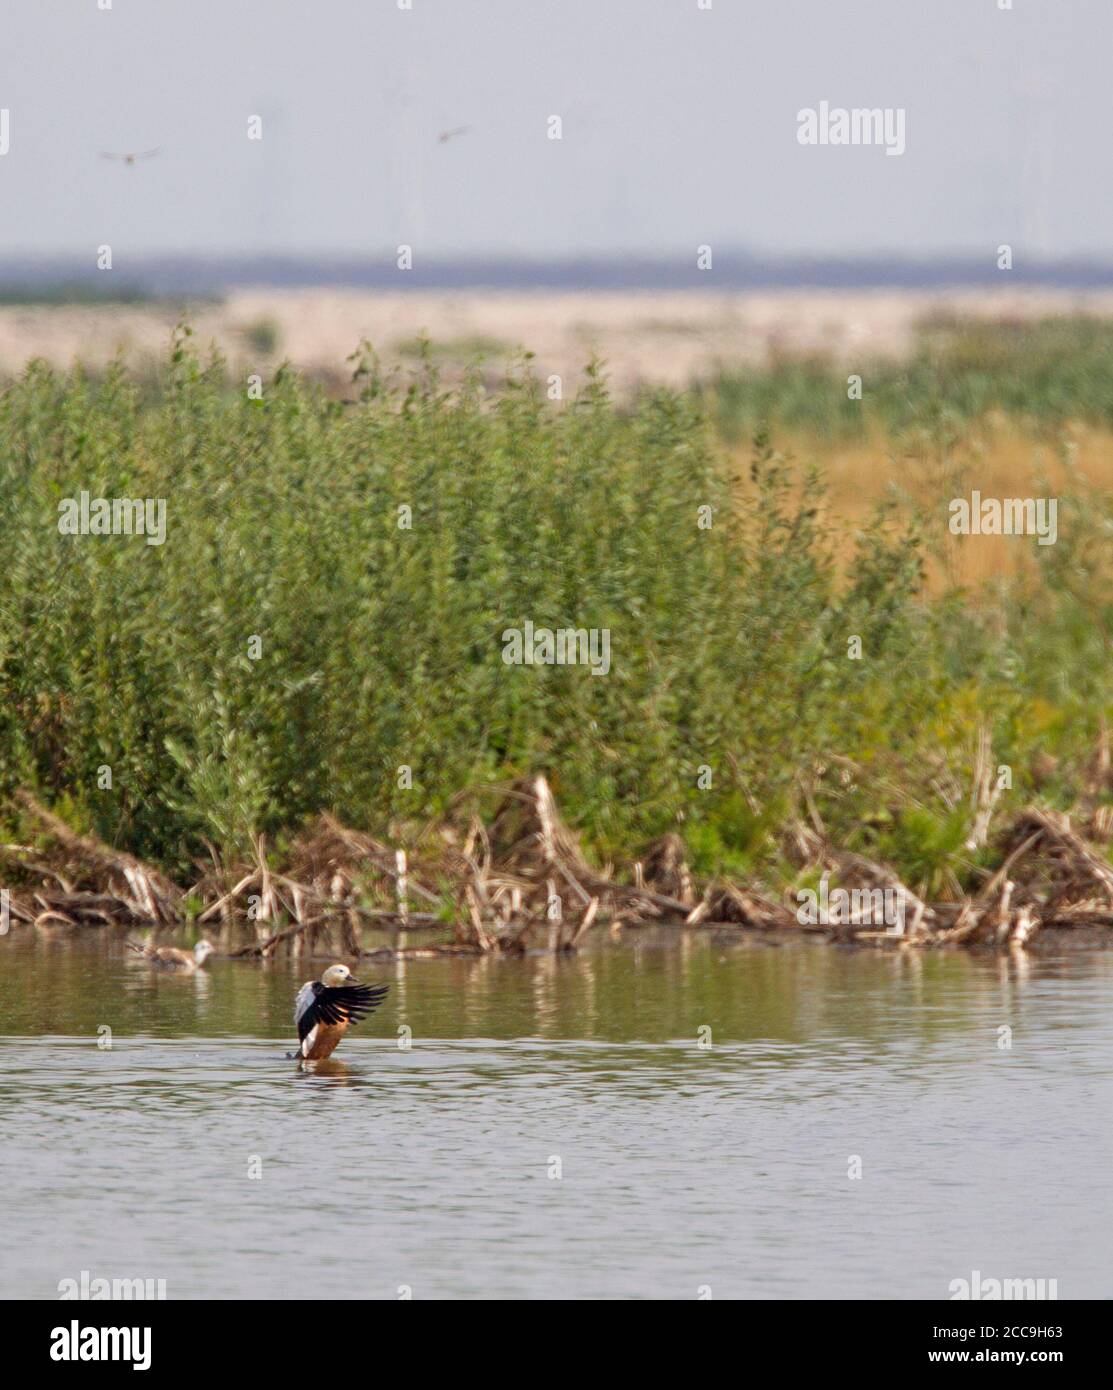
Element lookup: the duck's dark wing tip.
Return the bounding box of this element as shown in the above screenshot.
[345,982,390,1020]
[315,982,389,1027]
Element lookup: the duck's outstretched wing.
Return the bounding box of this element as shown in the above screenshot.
[295,981,389,1044]
[294,982,320,1043]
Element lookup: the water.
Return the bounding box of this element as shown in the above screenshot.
[2,931,1111,1299]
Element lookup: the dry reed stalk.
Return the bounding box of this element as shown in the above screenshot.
[395,849,409,923]
[968,723,1002,850]
[14,791,181,926]
[568,896,600,948]
[7,782,1113,958]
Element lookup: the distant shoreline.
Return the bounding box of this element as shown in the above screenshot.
[5,285,1113,389]
[8,252,1113,298]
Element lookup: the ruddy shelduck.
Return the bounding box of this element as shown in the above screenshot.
[292,963,388,1061]
[128,939,215,972]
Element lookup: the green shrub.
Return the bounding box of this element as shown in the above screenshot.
[0,335,1109,892]
[706,318,1113,443]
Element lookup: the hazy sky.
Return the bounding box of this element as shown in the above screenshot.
[0,0,1107,260]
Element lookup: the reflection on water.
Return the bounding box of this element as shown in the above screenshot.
[1,931,1112,1299]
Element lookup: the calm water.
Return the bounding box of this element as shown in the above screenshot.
[1,931,1111,1299]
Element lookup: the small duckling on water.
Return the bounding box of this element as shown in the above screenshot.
[290,963,389,1061]
[127,939,215,972]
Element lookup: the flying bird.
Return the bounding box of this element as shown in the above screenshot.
[292,963,389,1061]
[100,148,161,166]
[437,125,471,144]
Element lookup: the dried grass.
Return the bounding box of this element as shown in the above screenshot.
[6,776,1113,958]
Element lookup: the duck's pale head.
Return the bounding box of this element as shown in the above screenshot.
[193,940,215,965]
[321,963,358,987]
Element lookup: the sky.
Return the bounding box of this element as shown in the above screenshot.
[0,0,1107,262]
